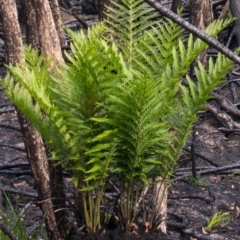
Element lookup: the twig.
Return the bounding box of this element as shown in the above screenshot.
[228,74,239,104]
[49,2,88,29]
[144,0,240,65]
[216,78,240,92]
[0,170,32,175]
[0,107,15,114]
[169,195,214,204]
[208,104,240,129]
[0,185,38,198]
[0,162,29,170]
[183,148,220,167]
[191,126,197,179]
[0,144,25,152]
[171,161,240,182]
[0,123,21,131]
[212,92,240,117]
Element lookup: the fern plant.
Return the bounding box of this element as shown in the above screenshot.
[2,0,235,235]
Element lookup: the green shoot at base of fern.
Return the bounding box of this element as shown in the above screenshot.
[1,0,235,234]
[205,211,231,231]
[188,175,210,188]
[0,193,27,240]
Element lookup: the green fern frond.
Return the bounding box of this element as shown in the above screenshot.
[106,0,159,71]
[105,76,172,181]
[168,53,234,165]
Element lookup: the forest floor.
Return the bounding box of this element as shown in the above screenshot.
[1,3,240,240]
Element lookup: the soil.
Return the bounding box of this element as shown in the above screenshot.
[1,2,240,240]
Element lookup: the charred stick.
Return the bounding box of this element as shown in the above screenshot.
[183,147,220,167]
[172,161,240,182]
[191,126,197,179]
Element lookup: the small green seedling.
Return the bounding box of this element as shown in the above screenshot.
[205,211,231,231]
[188,175,210,188]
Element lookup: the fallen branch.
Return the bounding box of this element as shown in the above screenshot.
[211,92,240,117]
[172,161,240,182]
[0,185,38,198]
[0,144,25,152]
[0,162,29,170]
[208,103,240,129]
[0,107,15,114]
[169,195,214,204]
[183,147,220,167]
[0,123,20,131]
[50,2,88,29]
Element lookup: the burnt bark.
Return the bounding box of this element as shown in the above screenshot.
[189,0,213,30]
[0,1,66,239]
[0,1,61,240]
[0,0,22,63]
[189,0,213,68]
[229,0,240,47]
[24,0,68,237]
[23,0,39,48]
[171,0,182,14]
[98,0,111,21]
[48,161,68,237]
[17,118,61,240]
[49,0,67,47]
[32,0,63,62]
[151,177,168,234]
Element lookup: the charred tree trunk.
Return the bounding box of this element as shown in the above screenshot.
[0,0,22,63]
[189,0,213,66]
[23,0,68,237]
[49,0,67,47]
[0,1,61,240]
[171,0,182,14]
[229,0,240,47]
[189,0,213,29]
[23,0,39,48]
[32,0,63,62]
[151,177,168,235]
[98,0,111,21]
[17,121,61,240]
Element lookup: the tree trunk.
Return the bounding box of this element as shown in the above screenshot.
[229,0,240,47]
[151,177,168,235]
[17,119,61,240]
[23,0,39,48]
[189,0,213,29]
[0,0,67,240]
[171,0,182,14]
[32,0,64,62]
[0,0,22,63]
[23,0,68,237]
[0,1,61,240]
[49,0,67,47]
[98,0,111,21]
[189,0,213,66]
